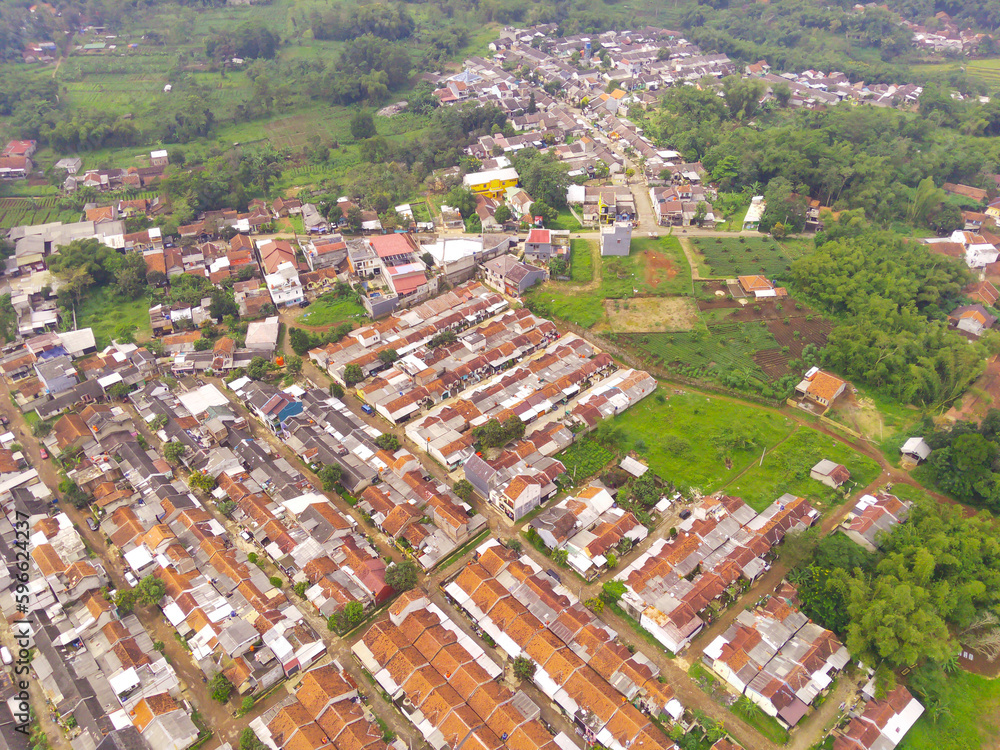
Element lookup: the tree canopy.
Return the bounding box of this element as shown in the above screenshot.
[790,217,995,406]
[795,500,1000,668]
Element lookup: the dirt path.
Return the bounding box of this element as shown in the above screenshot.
[677,236,714,281]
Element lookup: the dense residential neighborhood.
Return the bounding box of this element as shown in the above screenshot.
[3,1,1000,750]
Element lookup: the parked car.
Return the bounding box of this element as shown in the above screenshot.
[0,415,8,426]
[86,518,98,531]
[124,571,138,587]
[39,447,48,459]
[679,509,692,520]
[361,404,374,416]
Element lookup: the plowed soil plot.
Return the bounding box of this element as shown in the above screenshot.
[754,315,834,377]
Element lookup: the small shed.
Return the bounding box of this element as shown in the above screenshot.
[620,455,648,478]
[810,459,850,489]
[901,437,932,463]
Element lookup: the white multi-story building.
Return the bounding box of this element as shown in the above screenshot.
[264,261,304,307]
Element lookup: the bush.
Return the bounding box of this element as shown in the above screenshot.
[268,576,283,588]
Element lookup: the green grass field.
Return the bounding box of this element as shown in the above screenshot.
[299,294,366,328]
[602,236,692,297]
[607,389,795,494]
[74,287,153,348]
[898,670,1000,750]
[570,239,595,283]
[724,428,881,511]
[524,286,607,329]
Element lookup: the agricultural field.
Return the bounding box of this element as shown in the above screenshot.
[695,285,834,376]
[724,428,881,511]
[0,198,80,229]
[556,439,617,484]
[909,57,1000,89]
[616,322,780,385]
[606,388,796,494]
[688,236,808,279]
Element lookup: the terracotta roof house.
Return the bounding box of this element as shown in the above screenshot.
[795,367,847,409]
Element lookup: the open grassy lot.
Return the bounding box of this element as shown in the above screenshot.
[298,294,366,328]
[74,287,153,348]
[524,285,607,329]
[606,389,795,494]
[689,236,795,279]
[898,670,1000,750]
[725,428,881,511]
[602,236,692,297]
[570,239,595,283]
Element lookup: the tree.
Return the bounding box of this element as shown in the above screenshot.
[319,464,343,491]
[115,589,138,614]
[210,288,239,320]
[58,479,90,509]
[351,111,377,140]
[112,252,148,299]
[240,696,255,715]
[344,600,365,626]
[163,441,187,464]
[375,434,400,451]
[601,580,627,603]
[531,199,557,226]
[240,729,267,750]
[209,673,233,703]
[493,204,512,225]
[445,186,477,218]
[189,471,217,492]
[512,656,536,680]
[344,364,364,386]
[385,560,418,592]
[136,575,166,607]
[549,257,568,277]
[286,355,303,376]
[247,356,271,381]
[218,500,237,516]
[377,349,398,365]
[453,479,474,500]
[605,552,618,569]
[584,597,605,613]
[289,327,315,356]
[105,381,132,400]
[330,383,345,398]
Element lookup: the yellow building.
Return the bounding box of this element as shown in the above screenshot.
[463,167,519,200]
